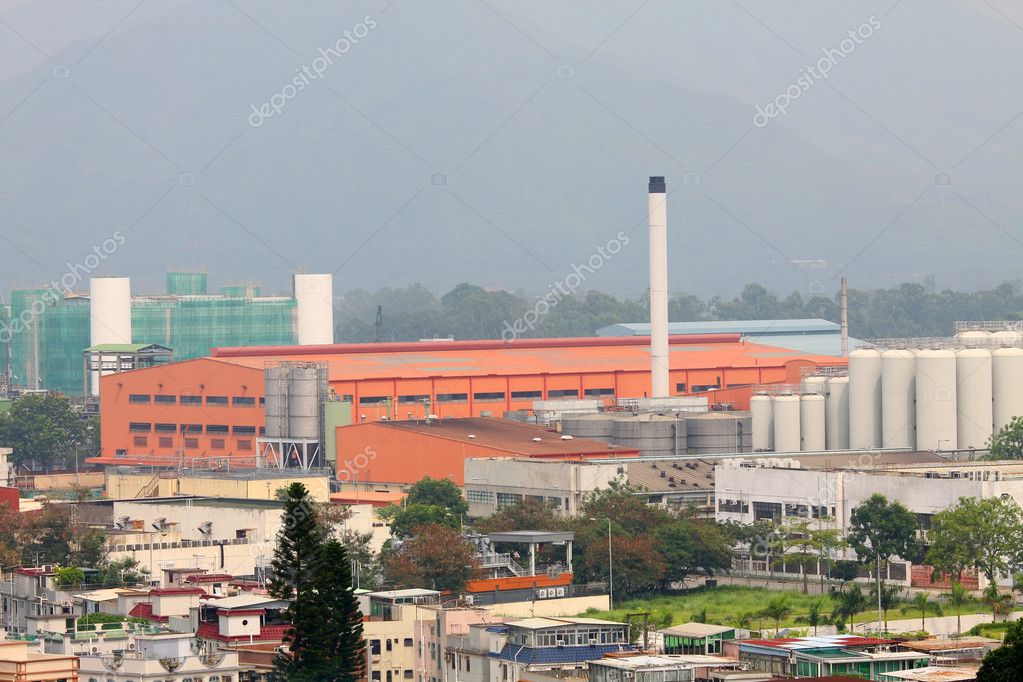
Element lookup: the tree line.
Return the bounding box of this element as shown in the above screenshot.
[335,280,1023,343]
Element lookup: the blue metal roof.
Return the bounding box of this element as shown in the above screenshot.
[491,643,636,664]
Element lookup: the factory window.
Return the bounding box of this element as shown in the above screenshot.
[259,397,265,405]
[184,438,199,449]
[211,439,225,450]
[584,388,614,397]
[548,389,579,398]
[511,390,542,400]
[753,501,782,522]
[691,385,717,393]
[675,383,687,393]
[237,440,253,451]
[466,490,493,504]
[206,396,228,406]
[129,422,151,432]
[133,436,147,447]
[233,425,256,434]
[155,423,176,433]
[548,496,566,509]
[718,499,749,514]
[207,424,229,434]
[128,394,151,404]
[259,427,266,435]
[473,392,505,402]
[154,394,176,405]
[180,395,201,405]
[398,394,429,404]
[181,424,203,433]
[232,396,256,406]
[360,396,390,405]
[436,393,468,403]
[496,493,522,508]
[158,437,174,448]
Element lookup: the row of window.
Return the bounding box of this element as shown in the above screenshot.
[132,436,254,451]
[129,423,260,435]
[88,677,231,682]
[358,388,617,406]
[129,394,260,407]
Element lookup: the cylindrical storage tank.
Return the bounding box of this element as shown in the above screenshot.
[801,375,826,396]
[293,273,334,345]
[263,365,288,438]
[611,414,685,457]
[684,412,752,454]
[750,394,774,451]
[848,348,883,449]
[956,348,993,450]
[992,347,1023,432]
[287,366,321,439]
[561,413,613,441]
[772,395,801,452]
[825,376,850,450]
[915,349,958,451]
[957,330,990,348]
[799,394,826,451]
[881,349,916,449]
[89,277,132,345]
[992,330,1022,347]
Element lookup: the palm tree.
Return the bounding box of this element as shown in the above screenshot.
[943,581,970,638]
[910,592,931,632]
[838,583,868,633]
[759,596,791,636]
[807,600,822,636]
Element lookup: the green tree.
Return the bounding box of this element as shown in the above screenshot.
[0,394,88,470]
[836,583,868,633]
[927,496,1023,616]
[474,497,564,534]
[986,416,1023,460]
[381,524,480,592]
[381,476,469,539]
[943,581,971,638]
[405,476,468,516]
[772,519,841,594]
[385,503,461,539]
[54,566,84,587]
[96,556,149,586]
[655,517,732,590]
[847,494,919,600]
[868,582,901,631]
[909,592,935,632]
[977,618,1023,680]
[299,540,366,682]
[806,601,823,636]
[759,596,791,636]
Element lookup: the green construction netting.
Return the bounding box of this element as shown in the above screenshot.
[166,272,208,295]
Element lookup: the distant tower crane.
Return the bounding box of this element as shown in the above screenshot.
[374,305,383,342]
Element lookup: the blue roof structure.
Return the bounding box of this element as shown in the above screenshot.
[595,318,861,357]
[492,643,636,664]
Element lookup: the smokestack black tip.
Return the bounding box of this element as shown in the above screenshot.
[648,176,666,193]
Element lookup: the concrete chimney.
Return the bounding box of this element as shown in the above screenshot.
[648,176,669,398]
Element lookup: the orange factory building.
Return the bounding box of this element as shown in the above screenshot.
[92,334,843,467]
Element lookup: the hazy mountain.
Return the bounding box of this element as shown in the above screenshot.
[1,0,1021,299]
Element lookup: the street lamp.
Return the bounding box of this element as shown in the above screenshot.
[590,517,613,610]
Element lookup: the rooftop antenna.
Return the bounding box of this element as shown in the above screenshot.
[374,305,383,342]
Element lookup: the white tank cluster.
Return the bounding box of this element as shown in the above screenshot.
[750,377,834,453]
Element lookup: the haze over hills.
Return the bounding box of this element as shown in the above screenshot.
[1,0,1022,300]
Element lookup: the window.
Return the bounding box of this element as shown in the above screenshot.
[496,493,522,508]
[511,390,541,400]
[181,424,203,433]
[237,439,253,451]
[180,395,201,405]
[676,383,687,393]
[233,425,256,434]
[403,638,413,647]
[133,436,147,447]
[206,396,228,406]
[128,394,150,404]
[436,393,468,403]
[184,438,199,449]
[404,671,413,679]
[371,640,381,655]
[259,427,266,435]
[154,394,176,405]
[155,423,176,433]
[473,391,505,402]
[753,501,782,522]
[584,388,614,397]
[232,396,256,406]
[259,397,265,405]
[718,499,748,514]
[398,394,429,404]
[211,439,225,450]
[466,490,493,504]
[159,437,174,448]
[547,389,579,398]
[371,674,381,681]
[129,422,151,432]
[386,640,393,652]
[206,424,229,434]
[360,396,390,405]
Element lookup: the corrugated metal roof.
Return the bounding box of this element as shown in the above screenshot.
[492,643,636,663]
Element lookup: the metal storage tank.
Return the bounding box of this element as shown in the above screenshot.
[750,393,774,451]
[684,411,752,454]
[263,365,288,438]
[287,365,322,439]
[801,375,826,396]
[561,413,613,441]
[881,349,916,449]
[825,376,850,450]
[993,347,1023,431]
[992,330,1022,347]
[293,273,334,345]
[957,330,990,348]
[611,414,685,456]
[956,348,993,450]
[772,395,801,452]
[916,349,958,451]
[799,394,826,451]
[848,348,883,449]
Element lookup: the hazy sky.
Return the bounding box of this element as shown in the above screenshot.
[1,0,1021,299]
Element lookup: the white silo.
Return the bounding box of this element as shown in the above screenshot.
[956,348,993,450]
[848,348,883,448]
[772,394,801,452]
[916,349,958,451]
[992,347,1023,431]
[957,330,990,348]
[801,375,826,396]
[751,393,774,451]
[992,330,1022,347]
[881,349,916,449]
[89,277,132,397]
[293,274,334,345]
[825,376,850,450]
[800,393,826,451]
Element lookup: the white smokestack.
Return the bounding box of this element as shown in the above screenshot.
[89,276,132,397]
[293,273,334,345]
[648,176,669,398]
